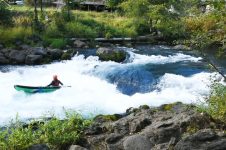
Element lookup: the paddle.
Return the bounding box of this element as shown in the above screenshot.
[62,85,72,88]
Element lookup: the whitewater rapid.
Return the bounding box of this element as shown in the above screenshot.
[0,48,223,124]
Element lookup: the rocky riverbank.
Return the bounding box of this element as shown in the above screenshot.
[29,102,226,150]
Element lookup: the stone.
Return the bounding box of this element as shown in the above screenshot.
[0,44,3,49]
[0,53,9,64]
[28,144,49,150]
[123,135,152,150]
[73,40,87,48]
[105,133,123,144]
[68,145,88,150]
[25,55,43,65]
[47,49,63,60]
[96,47,126,62]
[8,50,26,63]
[30,47,47,56]
[174,129,226,150]
[173,44,191,50]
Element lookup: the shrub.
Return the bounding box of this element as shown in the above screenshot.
[198,83,226,123]
[0,111,92,150]
[50,38,67,49]
[0,1,13,26]
[65,22,98,38]
[0,26,33,45]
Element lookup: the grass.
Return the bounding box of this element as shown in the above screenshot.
[0,111,92,150]
[0,5,138,48]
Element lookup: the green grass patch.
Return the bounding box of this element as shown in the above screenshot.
[0,111,92,150]
[0,26,33,46]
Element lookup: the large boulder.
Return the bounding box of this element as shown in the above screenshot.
[0,53,9,64]
[174,129,226,150]
[8,50,26,64]
[123,135,152,150]
[47,48,63,60]
[173,44,191,50]
[25,55,43,65]
[30,47,47,56]
[73,40,87,48]
[96,47,126,62]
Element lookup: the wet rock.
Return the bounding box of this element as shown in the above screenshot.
[68,145,88,150]
[28,144,49,150]
[0,44,3,49]
[47,48,63,60]
[129,117,151,133]
[174,129,226,150]
[173,44,191,50]
[0,53,9,64]
[25,55,43,65]
[30,47,47,56]
[8,50,26,64]
[105,133,123,144]
[73,40,87,48]
[123,135,152,150]
[96,47,126,62]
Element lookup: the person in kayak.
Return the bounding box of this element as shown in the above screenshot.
[48,75,63,87]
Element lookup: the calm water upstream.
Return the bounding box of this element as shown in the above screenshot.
[0,45,224,124]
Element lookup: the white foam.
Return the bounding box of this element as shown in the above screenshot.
[0,51,218,125]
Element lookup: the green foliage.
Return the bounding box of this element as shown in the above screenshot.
[65,22,98,38]
[0,26,33,45]
[0,0,13,26]
[0,111,92,150]
[50,38,67,49]
[198,83,226,123]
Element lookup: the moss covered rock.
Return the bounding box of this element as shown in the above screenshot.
[96,47,126,63]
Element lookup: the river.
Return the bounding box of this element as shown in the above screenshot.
[0,45,224,125]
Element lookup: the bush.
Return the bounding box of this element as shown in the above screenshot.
[0,26,33,45]
[0,111,92,150]
[0,1,13,26]
[65,22,98,38]
[50,38,67,49]
[198,83,226,123]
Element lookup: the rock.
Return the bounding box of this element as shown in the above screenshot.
[47,49,63,60]
[8,50,26,64]
[20,44,30,50]
[105,133,123,144]
[0,53,9,64]
[96,47,126,62]
[123,135,152,150]
[129,117,151,133]
[0,44,3,49]
[174,129,226,150]
[28,144,50,150]
[30,47,47,56]
[73,40,87,48]
[25,55,43,65]
[68,145,88,150]
[173,44,191,50]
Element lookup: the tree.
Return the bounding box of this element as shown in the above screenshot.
[0,0,13,26]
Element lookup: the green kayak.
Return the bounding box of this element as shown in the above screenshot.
[14,85,61,93]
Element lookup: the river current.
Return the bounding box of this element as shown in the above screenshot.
[0,45,224,124]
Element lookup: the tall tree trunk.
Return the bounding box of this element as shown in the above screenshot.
[34,0,38,25]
